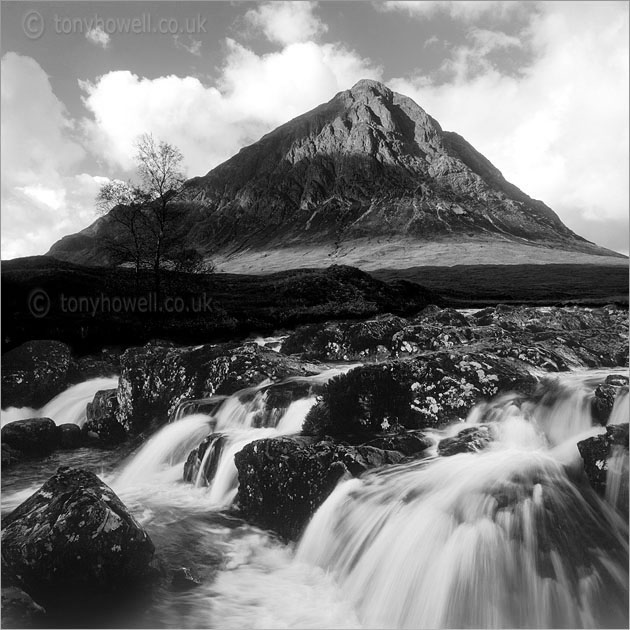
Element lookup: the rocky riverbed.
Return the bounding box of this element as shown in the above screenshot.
[1,303,628,627]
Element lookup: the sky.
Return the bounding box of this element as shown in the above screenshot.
[1,0,628,259]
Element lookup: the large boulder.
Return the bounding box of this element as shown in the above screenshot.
[1,467,155,614]
[437,425,494,456]
[84,389,126,444]
[281,314,408,360]
[1,418,59,456]
[303,351,535,437]
[577,423,629,513]
[591,384,617,426]
[1,340,74,408]
[117,342,319,434]
[57,423,83,449]
[234,436,411,539]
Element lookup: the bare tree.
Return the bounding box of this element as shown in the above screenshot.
[134,134,186,297]
[96,135,188,297]
[96,180,152,289]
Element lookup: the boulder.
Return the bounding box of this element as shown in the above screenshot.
[84,389,126,444]
[281,314,408,360]
[364,430,432,456]
[1,418,59,456]
[303,351,535,437]
[57,423,83,449]
[235,436,405,539]
[606,374,629,387]
[1,466,155,613]
[437,425,494,456]
[117,342,319,434]
[1,340,74,408]
[591,384,617,425]
[577,423,629,497]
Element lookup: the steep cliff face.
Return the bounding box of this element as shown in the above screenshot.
[49,79,622,269]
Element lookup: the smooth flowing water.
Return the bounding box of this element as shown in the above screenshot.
[1,369,628,628]
[297,381,630,629]
[1,376,119,427]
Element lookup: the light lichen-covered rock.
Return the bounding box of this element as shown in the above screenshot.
[303,351,536,436]
[1,466,155,614]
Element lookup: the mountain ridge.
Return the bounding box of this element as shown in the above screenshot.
[48,79,625,269]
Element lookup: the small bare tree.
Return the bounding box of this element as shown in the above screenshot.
[135,134,186,297]
[96,134,187,297]
[96,180,152,290]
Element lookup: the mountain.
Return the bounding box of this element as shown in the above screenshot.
[49,79,625,271]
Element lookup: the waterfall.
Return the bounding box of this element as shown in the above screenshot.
[0,377,119,427]
[297,384,629,629]
[113,368,354,506]
[115,414,214,488]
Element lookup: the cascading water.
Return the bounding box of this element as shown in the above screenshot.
[0,376,119,427]
[114,368,355,507]
[296,379,629,629]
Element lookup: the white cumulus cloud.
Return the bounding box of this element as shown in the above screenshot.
[1,53,106,259]
[80,39,380,176]
[390,1,629,253]
[244,1,327,45]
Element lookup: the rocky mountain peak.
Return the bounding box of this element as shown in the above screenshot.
[48,80,623,270]
[349,78,393,98]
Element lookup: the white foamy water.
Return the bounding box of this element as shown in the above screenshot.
[114,367,354,507]
[297,379,629,629]
[1,377,119,427]
[2,367,628,629]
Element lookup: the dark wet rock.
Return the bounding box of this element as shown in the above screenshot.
[118,342,319,434]
[606,374,629,387]
[183,434,225,485]
[57,423,83,449]
[1,466,155,613]
[470,305,623,333]
[1,586,46,628]
[1,340,74,408]
[171,567,202,591]
[1,418,59,456]
[303,351,535,437]
[235,436,405,539]
[364,430,432,456]
[591,384,617,426]
[413,305,470,327]
[281,314,408,360]
[577,423,629,496]
[84,389,126,444]
[1,442,23,469]
[438,425,494,456]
